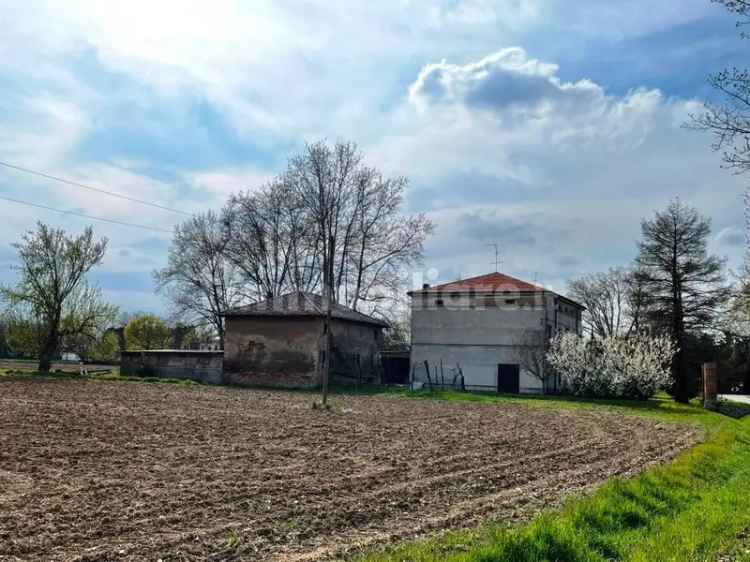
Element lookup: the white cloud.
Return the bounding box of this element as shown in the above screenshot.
[0,96,89,167]
[366,48,746,288]
[0,1,743,309]
[185,167,274,200]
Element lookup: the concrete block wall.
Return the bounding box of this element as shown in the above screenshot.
[411,343,544,393]
[121,350,224,384]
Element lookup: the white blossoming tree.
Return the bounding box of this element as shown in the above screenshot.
[547,332,675,399]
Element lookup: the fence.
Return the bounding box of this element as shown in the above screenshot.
[411,360,467,391]
[330,351,382,386]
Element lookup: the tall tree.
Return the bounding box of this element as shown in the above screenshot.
[284,140,433,310]
[347,168,433,310]
[286,141,365,305]
[154,210,244,349]
[223,181,319,300]
[0,223,112,372]
[223,140,432,318]
[635,199,730,402]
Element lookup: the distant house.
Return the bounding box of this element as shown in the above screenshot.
[408,272,584,394]
[223,292,388,388]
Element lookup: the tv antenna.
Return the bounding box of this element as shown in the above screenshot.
[487,243,503,272]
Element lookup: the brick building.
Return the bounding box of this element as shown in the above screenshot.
[223,292,387,388]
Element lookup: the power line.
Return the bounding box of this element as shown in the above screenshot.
[0,160,193,217]
[0,194,174,233]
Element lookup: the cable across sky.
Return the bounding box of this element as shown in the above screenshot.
[0,195,174,233]
[0,160,192,217]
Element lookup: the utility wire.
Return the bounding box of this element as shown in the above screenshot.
[0,194,174,233]
[0,160,193,216]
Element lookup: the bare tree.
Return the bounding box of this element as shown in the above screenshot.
[568,268,635,338]
[284,140,433,312]
[635,199,730,402]
[223,141,432,324]
[154,210,244,349]
[1,223,112,372]
[286,141,362,304]
[692,1,750,175]
[624,266,650,335]
[348,169,433,310]
[517,329,551,388]
[691,1,750,254]
[223,182,320,300]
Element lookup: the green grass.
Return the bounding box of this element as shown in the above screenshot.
[356,390,750,562]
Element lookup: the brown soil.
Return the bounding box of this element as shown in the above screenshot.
[0,379,698,562]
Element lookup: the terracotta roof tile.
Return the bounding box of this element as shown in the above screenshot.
[415,272,544,293]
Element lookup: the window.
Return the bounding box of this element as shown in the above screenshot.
[505,299,516,306]
[435,299,445,307]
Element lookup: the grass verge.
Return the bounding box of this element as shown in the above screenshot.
[356,390,750,562]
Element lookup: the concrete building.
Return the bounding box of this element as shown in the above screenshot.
[409,272,584,394]
[223,292,388,388]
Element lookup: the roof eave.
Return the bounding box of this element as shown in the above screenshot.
[223,311,388,328]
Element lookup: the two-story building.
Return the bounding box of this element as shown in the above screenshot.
[408,272,584,394]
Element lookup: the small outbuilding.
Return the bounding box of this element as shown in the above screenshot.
[223,292,388,388]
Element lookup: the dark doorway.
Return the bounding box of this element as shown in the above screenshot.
[497,364,520,394]
[381,351,410,384]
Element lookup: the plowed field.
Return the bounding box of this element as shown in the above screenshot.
[0,379,697,561]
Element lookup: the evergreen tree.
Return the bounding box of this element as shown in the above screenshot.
[635,199,730,402]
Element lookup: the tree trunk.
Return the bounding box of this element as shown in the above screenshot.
[672,341,689,403]
[671,233,690,403]
[38,327,59,374]
[217,321,225,351]
[672,290,689,403]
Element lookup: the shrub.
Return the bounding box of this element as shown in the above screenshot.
[547,332,675,399]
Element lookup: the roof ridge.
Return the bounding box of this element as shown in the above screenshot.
[430,271,544,291]
[299,292,322,314]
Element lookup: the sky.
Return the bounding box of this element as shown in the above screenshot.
[0,0,747,314]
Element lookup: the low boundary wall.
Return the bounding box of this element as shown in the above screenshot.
[121,350,224,384]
